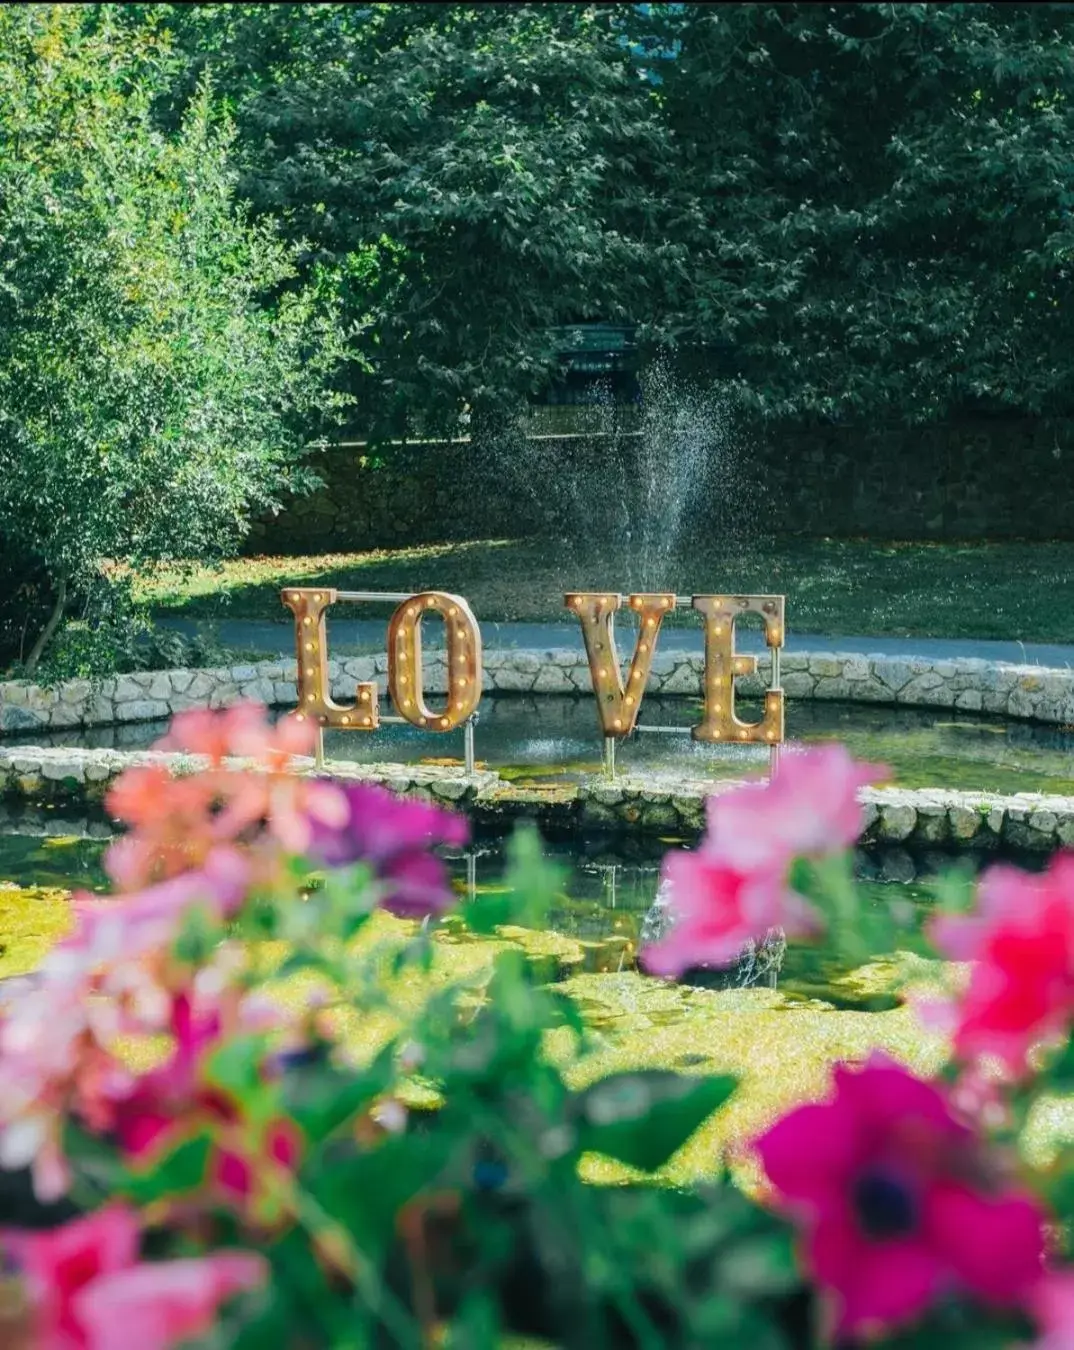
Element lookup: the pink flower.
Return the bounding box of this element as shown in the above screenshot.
[705,744,888,873]
[929,854,1074,1074]
[308,782,469,918]
[640,850,820,977]
[0,1205,266,1350]
[110,994,302,1221]
[104,704,348,892]
[1031,1271,1074,1349]
[755,1055,1046,1337]
[155,703,284,765]
[0,972,133,1201]
[640,746,882,978]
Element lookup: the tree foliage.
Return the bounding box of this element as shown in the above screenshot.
[132,2,1074,430]
[0,6,350,670]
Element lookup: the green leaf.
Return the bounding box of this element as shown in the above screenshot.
[572,1071,737,1173]
[118,1131,213,1205]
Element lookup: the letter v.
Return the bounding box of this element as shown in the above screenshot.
[564,592,675,736]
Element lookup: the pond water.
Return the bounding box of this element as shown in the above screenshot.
[0,809,979,1011]
[7,696,1074,796]
[5,810,1059,1186]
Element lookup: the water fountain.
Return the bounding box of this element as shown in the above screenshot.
[492,358,751,592]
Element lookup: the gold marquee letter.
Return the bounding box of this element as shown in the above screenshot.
[691,594,784,744]
[281,587,380,729]
[387,591,482,731]
[565,592,675,736]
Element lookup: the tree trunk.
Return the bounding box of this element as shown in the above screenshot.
[23,576,67,676]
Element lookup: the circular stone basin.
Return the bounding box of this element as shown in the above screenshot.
[5,696,1074,796]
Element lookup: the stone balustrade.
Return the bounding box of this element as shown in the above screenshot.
[2,650,1074,734]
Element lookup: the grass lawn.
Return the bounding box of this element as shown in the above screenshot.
[132,537,1074,642]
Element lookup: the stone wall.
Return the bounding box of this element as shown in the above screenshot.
[2,650,1073,735]
[2,744,1072,853]
[247,417,1074,551]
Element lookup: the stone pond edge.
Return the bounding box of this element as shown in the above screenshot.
[2,649,1074,733]
[2,745,1073,855]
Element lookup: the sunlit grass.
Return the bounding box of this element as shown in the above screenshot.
[132,537,1074,642]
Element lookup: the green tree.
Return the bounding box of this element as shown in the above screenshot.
[106,2,1074,432]
[0,6,352,673]
[116,2,671,436]
[647,2,1074,423]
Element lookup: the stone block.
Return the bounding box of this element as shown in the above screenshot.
[342,658,375,683]
[176,672,208,700]
[48,704,83,728]
[0,705,46,732]
[113,675,144,703]
[655,662,695,696]
[238,678,277,704]
[641,799,679,831]
[954,690,983,712]
[42,757,84,782]
[813,676,852,701]
[1004,811,1051,851]
[808,656,843,678]
[878,802,917,841]
[874,659,914,693]
[1008,689,1039,720]
[948,805,981,841]
[147,673,173,701]
[878,848,916,884]
[490,664,538,693]
[781,673,815,698]
[60,679,92,705]
[124,699,170,723]
[913,807,949,845]
[842,656,870,682]
[532,666,572,693]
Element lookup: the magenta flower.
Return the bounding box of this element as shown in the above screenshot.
[705,744,888,873]
[755,1055,1046,1337]
[930,854,1074,1075]
[108,993,302,1221]
[0,1205,266,1349]
[640,850,820,977]
[307,782,469,918]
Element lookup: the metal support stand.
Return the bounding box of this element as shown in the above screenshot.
[466,850,477,902]
[314,725,326,771]
[464,716,476,776]
[602,735,617,781]
[769,644,782,780]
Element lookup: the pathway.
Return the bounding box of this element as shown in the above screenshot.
[153,616,1074,669]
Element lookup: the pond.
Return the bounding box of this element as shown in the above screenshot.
[0,809,978,1008]
[6,695,1074,796]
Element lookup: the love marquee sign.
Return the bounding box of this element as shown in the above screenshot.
[282,587,785,766]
